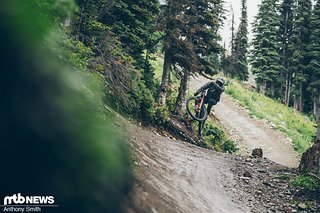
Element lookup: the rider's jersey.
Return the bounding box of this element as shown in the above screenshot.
[195,81,224,103]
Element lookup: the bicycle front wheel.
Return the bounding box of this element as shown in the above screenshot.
[186,97,208,122]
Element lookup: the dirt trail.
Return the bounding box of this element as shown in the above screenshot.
[190,76,300,168]
[126,123,306,213]
[127,124,250,213]
[124,76,303,212]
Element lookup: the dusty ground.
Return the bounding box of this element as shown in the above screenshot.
[190,76,300,168]
[126,124,250,213]
[125,123,319,213]
[215,94,300,168]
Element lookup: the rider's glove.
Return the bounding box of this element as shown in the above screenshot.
[194,92,199,96]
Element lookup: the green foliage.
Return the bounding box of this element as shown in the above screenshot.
[155,105,170,123]
[163,0,224,76]
[307,0,320,107]
[226,80,316,154]
[247,0,319,114]
[0,1,132,213]
[73,0,161,122]
[3,0,76,45]
[100,0,160,72]
[250,0,283,97]
[203,123,239,153]
[288,0,313,112]
[133,81,158,122]
[59,33,94,71]
[232,0,249,81]
[291,175,320,190]
[279,0,294,82]
[162,0,225,115]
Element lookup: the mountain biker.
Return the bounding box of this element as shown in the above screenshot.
[194,78,225,118]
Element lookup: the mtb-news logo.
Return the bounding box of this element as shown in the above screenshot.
[1,193,58,212]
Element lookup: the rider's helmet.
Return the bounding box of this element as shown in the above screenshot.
[216,78,225,87]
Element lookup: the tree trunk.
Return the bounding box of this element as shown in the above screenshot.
[283,11,292,106]
[143,49,152,89]
[299,103,320,175]
[284,71,292,106]
[174,68,190,116]
[157,51,171,106]
[294,83,303,112]
[299,83,304,112]
[259,81,267,95]
[231,13,235,55]
[271,81,275,97]
[314,96,319,116]
[294,97,298,111]
[278,83,283,100]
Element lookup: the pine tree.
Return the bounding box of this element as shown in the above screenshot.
[279,0,294,105]
[173,0,225,115]
[233,0,249,81]
[158,0,187,106]
[307,0,320,115]
[299,0,320,175]
[221,6,235,77]
[101,0,160,67]
[98,0,160,94]
[288,0,312,112]
[74,0,108,39]
[251,0,283,97]
[158,0,225,113]
[231,10,236,56]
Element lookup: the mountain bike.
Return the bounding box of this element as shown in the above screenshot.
[186,90,209,122]
[186,90,209,137]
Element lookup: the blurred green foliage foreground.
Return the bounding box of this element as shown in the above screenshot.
[0,1,132,212]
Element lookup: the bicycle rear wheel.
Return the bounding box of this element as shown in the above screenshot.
[186,97,208,122]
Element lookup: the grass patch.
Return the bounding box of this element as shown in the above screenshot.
[202,122,239,153]
[291,175,320,190]
[225,80,316,155]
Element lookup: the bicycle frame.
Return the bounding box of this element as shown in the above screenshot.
[195,90,208,111]
[186,89,209,123]
[196,97,204,111]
